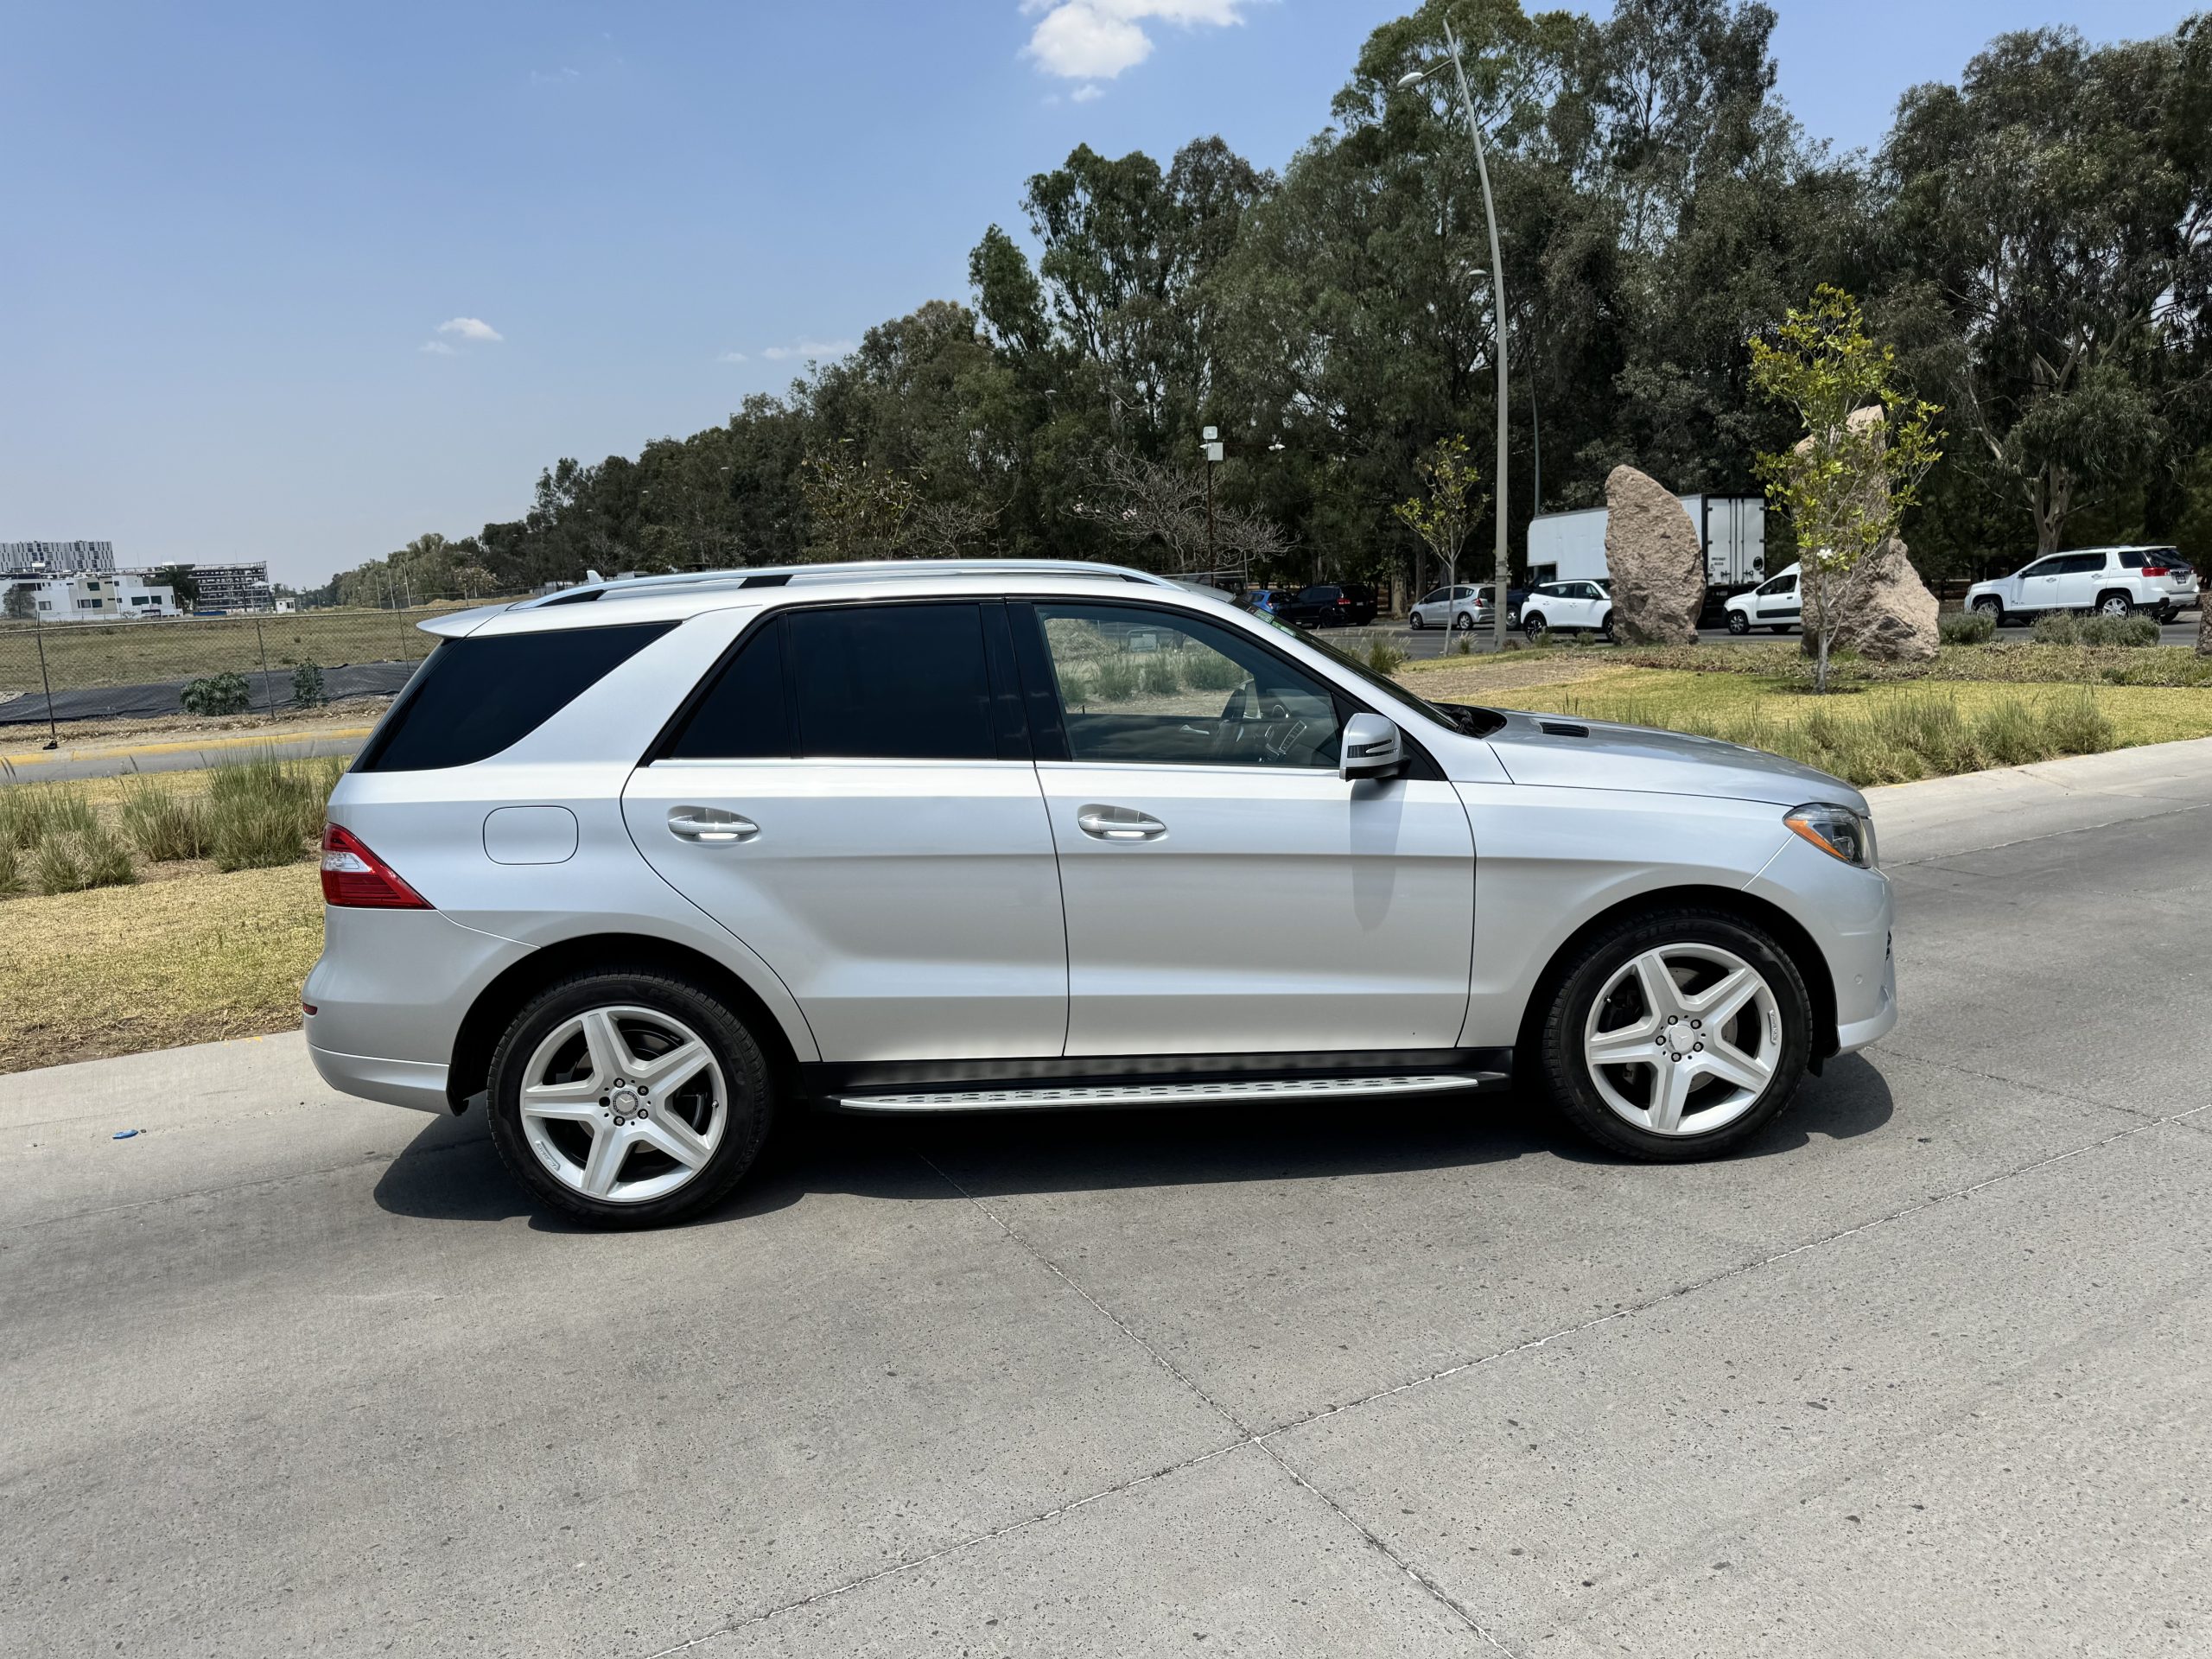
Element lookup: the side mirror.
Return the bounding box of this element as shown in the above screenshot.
[1340,713,1404,781]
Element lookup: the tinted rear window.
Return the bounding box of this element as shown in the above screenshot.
[785,602,994,760]
[662,620,790,760]
[355,622,672,772]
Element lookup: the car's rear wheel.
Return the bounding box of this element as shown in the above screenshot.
[1536,909,1811,1161]
[1597,611,1615,642]
[1726,610,1751,635]
[487,969,774,1228]
[2098,591,2133,618]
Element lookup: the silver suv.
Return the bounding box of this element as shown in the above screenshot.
[305,561,1895,1228]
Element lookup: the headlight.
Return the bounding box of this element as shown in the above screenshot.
[1784,801,1878,868]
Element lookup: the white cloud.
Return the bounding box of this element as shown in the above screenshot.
[1071,82,1103,102]
[716,350,750,364]
[762,338,855,361]
[1021,0,1247,81]
[418,340,456,355]
[436,316,504,342]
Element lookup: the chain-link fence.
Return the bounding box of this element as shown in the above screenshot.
[0,602,493,729]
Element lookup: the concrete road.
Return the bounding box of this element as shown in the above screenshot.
[2,722,373,785]
[5,741,2209,1657]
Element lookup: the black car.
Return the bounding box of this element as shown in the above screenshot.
[1276,582,1379,627]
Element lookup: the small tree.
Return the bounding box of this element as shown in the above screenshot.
[149,563,200,609]
[3,582,34,621]
[1751,286,1943,692]
[1392,436,1487,625]
[798,445,919,563]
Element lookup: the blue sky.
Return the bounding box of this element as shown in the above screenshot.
[0,1,2194,585]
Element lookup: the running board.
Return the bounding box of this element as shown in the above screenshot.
[830,1072,1504,1114]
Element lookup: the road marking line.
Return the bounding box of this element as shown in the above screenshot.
[2,727,374,770]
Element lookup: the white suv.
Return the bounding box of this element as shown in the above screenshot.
[305,560,1894,1228]
[1519,579,1613,640]
[1965,547,2198,625]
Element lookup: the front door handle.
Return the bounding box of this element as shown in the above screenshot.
[1077,804,1166,842]
[668,806,759,844]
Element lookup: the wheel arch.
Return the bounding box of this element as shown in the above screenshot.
[1512,884,1840,1076]
[447,933,805,1111]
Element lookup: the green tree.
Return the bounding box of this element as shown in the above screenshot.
[1392,435,1489,608]
[3,582,35,621]
[797,446,919,563]
[149,563,200,609]
[1751,287,1943,691]
[1880,24,2209,554]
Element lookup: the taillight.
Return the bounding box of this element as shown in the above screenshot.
[2143,566,2169,577]
[321,823,430,909]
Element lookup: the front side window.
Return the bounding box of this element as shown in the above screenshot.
[1033,603,1343,769]
[2018,558,2057,579]
[785,601,995,761]
[1419,588,1447,606]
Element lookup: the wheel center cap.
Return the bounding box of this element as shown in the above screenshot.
[1665,1025,1697,1056]
[613,1089,639,1114]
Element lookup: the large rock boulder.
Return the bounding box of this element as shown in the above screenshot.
[1603,465,1703,644]
[1790,407,1937,663]
[1802,537,1940,663]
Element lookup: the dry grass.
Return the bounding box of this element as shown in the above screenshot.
[0,863,322,1073]
[0,604,483,697]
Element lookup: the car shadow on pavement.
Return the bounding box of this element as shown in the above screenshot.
[370,1056,1894,1229]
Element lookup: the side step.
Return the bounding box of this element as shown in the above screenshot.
[830,1073,1503,1114]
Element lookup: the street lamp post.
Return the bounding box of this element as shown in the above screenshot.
[1402,17,1510,653]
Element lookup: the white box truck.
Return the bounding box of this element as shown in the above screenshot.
[1527,495,1767,619]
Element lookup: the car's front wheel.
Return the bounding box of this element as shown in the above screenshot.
[1522,613,1547,640]
[1535,909,1811,1161]
[1726,610,1751,635]
[1409,612,1426,630]
[486,968,775,1228]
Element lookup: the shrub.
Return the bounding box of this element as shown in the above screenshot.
[1363,639,1410,675]
[1091,656,1141,702]
[31,823,137,895]
[1183,652,1246,692]
[1972,697,2049,767]
[2077,613,2160,647]
[181,671,253,715]
[118,776,211,862]
[1938,609,1995,645]
[0,785,97,850]
[2039,685,2115,755]
[290,662,327,705]
[204,752,335,869]
[209,800,314,871]
[1139,653,1184,696]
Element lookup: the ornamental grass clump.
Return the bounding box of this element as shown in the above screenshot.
[31,823,137,895]
[118,775,211,862]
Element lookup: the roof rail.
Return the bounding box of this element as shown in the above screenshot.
[515,558,1177,608]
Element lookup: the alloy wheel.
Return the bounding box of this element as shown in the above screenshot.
[1582,944,1780,1136]
[517,1005,728,1204]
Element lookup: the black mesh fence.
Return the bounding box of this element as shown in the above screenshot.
[0,604,471,727]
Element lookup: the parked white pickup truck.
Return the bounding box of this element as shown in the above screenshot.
[1965,547,2198,625]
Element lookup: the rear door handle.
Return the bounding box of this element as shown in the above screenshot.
[668,806,758,844]
[1077,804,1166,842]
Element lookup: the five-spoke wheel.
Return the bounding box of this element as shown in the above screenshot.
[487,969,774,1227]
[1538,909,1811,1160]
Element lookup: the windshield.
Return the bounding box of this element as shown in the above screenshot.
[1255,611,1496,735]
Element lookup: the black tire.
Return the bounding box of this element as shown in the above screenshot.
[1973,597,2005,628]
[486,967,775,1229]
[1409,613,1425,631]
[1535,907,1812,1163]
[1522,613,1547,640]
[2096,591,2133,618]
[1597,610,1615,642]
[1726,611,1751,635]
[1454,611,1475,632]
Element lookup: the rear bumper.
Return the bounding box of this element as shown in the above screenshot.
[308,1045,450,1114]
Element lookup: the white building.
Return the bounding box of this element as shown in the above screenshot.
[2,571,178,620]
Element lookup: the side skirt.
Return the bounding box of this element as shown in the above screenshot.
[804,1048,1514,1116]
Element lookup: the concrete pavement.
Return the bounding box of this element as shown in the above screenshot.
[3,742,2209,1656]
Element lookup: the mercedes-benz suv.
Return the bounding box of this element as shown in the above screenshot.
[304,560,1895,1228]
